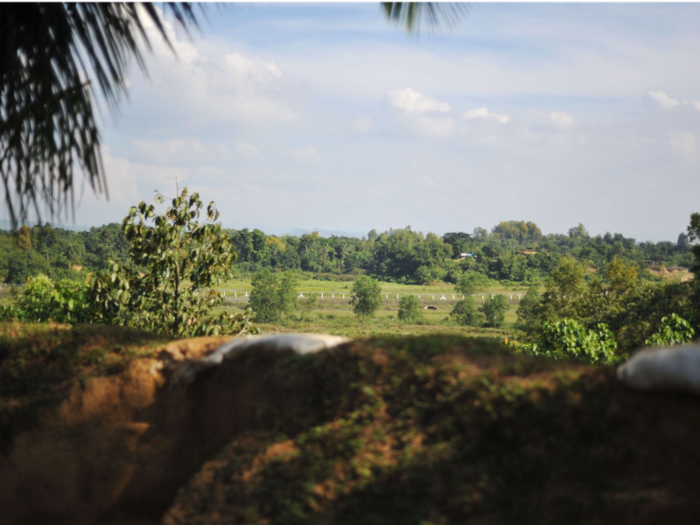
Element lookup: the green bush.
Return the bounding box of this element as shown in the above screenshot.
[644,313,695,347]
[450,297,481,326]
[525,318,618,365]
[398,295,423,323]
[87,189,258,337]
[350,276,382,321]
[479,295,509,328]
[249,269,298,323]
[1,274,94,324]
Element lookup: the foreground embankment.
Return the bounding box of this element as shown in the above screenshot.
[1,323,700,525]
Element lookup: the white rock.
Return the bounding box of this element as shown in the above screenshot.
[617,344,700,394]
[172,334,349,385]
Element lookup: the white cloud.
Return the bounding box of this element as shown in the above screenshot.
[684,100,700,112]
[386,87,451,114]
[410,116,455,138]
[350,114,374,134]
[293,146,320,164]
[124,9,301,125]
[669,131,698,165]
[649,90,680,109]
[549,112,576,129]
[463,107,510,124]
[235,141,260,159]
[131,138,231,164]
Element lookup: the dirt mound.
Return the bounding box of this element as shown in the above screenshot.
[3,325,700,524]
[163,339,700,525]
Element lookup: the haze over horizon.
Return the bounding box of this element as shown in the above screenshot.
[36,3,700,243]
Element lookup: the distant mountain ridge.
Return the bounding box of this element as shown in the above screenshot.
[221,222,365,239]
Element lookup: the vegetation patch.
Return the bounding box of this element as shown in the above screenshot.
[0,322,168,437]
[166,335,682,525]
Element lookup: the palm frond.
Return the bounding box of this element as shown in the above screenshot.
[0,3,200,228]
[382,2,468,34]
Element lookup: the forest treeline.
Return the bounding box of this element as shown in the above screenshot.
[0,220,694,285]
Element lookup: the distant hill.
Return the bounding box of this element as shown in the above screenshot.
[0,219,91,232]
[222,222,365,239]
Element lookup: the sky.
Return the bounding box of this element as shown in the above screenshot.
[69,3,700,242]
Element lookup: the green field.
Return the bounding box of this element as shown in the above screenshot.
[213,275,523,338]
[0,275,524,339]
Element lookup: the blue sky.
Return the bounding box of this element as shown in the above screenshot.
[77,3,700,242]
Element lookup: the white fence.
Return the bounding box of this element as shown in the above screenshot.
[218,290,525,306]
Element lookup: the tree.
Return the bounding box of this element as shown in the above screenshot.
[604,256,638,295]
[515,285,542,336]
[451,271,489,326]
[351,276,382,321]
[455,272,489,296]
[89,188,255,337]
[249,269,298,323]
[539,257,587,321]
[13,225,32,251]
[479,295,509,328]
[568,223,590,239]
[450,297,481,326]
[688,212,700,275]
[398,295,423,323]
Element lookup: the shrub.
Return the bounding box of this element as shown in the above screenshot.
[295,294,318,322]
[644,313,695,347]
[88,189,257,337]
[454,272,490,296]
[249,270,298,323]
[525,318,618,365]
[5,275,94,324]
[350,276,382,321]
[398,295,422,323]
[450,297,481,326]
[479,295,509,328]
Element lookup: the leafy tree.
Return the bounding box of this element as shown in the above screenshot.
[89,188,256,337]
[538,257,587,321]
[450,297,481,326]
[398,295,423,323]
[454,272,489,296]
[525,319,618,365]
[415,265,435,285]
[13,225,32,250]
[479,295,509,328]
[249,270,298,323]
[688,212,700,275]
[568,223,590,239]
[644,314,695,347]
[351,276,382,321]
[515,285,542,335]
[442,232,472,259]
[604,256,639,295]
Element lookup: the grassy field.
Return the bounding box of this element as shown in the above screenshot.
[212,274,524,338]
[0,275,523,339]
[217,274,532,296]
[216,299,519,339]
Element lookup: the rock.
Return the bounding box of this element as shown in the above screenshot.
[617,344,700,394]
[172,334,349,385]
